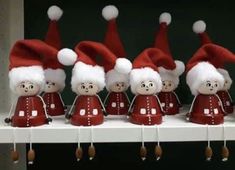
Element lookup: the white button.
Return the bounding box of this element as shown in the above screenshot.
[226,101,230,106]
[50,104,55,109]
[214,108,218,114]
[32,110,38,116]
[161,103,165,107]
[19,111,24,117]
[151,108,156,114]
[80,109,86,116]
[169,103,173,107]
[93,109,98,115]
[111,102,116,107]
[204,109,209,114]
[120,102,124,108]
[140,108,146,114]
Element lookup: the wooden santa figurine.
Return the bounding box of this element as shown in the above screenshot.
[129,48,176,125]
[58,41,132,126]
[152,12,185,115]
[4,40,58,127]
[192,20,234,115]
[42,5,66,116]
[217,69,233,114]
[102,5,130,115]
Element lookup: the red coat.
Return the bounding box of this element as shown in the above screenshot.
[129,95,163,125]
[217,90,233,114]
[158,91,181,115]
[188,94,224,125]
[42,92,65,116]
[105,92,129,115]
[11,96,48,127]
[71,95,104,126]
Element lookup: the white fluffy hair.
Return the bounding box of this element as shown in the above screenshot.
[44,68,66,91]
[105,69,129,91]
[71,62,105,93]
[130,67,162,94]
[186,62,224,95]
[9,66,45,93]
[217,68,232,89]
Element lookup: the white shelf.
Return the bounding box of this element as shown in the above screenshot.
[0,106,235,143]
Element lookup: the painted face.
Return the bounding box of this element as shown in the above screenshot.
[77,82,99,95]
[161,80,175,92]
[198,80,219,95]
[15,81,40,96]
[44,81,60,93]
[109,82,127,92]
[222,79,231,90]
[136,80,157,95]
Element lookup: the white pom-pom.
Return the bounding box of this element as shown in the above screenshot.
[159,12,171,25]
[47,5,63,21]
[192,20,206,34]
[114,58,132,74]
[102,5,119,21]
[173,60,185,76]
[57,48,77,66]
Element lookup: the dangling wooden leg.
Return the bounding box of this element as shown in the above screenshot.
[88,126,96,160]
[27,127,35,164]
[222,124,229,162]
[205,125,212,161]
[140,125,147,161]
[75,127,83,161]
[11,128,19,163]
[155,125,162,161]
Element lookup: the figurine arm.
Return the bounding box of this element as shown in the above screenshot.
[154,95,165,114]
[215,94,226,113]
[124,92,130,104]
[96,94,107,116]
[128,95,137,115]
[187,95,197,118]
[58,92,65,106]
[173,91,182,106]
[37,95,52,123]
[5,97,18,124]
[66,95,78,119]
[103,92,110,106]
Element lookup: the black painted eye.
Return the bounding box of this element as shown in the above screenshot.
[116,83,120,87]
[206,83,211,87]
[21,84,25,88]
[46,81,49,84]
[121,83,124,87]
[81,85,85,89]
[89,85,93,89]
[214,83,218,87]
[30,85,34,89]
[225,81,228,84]
[141,84,145,88]
[169,83,171,87]
[163,82,165,86]
[149,83,153,87]
[52,83,55,86]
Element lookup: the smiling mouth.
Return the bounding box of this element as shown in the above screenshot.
[146,89,149,91]
[85,90,89,93]
[48,86,51,88]
[25,90,28,92]
[210,89,213,91]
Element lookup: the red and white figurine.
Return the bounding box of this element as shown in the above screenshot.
[152,12,185,115]
[217,69,234,114]
[58,41,132,126]
[102,5,130,115]
[5,40,58,127]
[42,5,66,116]
[129,48,176,125]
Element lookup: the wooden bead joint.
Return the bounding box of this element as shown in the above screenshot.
[27,149,35,164]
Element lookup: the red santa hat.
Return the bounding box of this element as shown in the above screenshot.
[43,5,66,91]
[57,41,132,93]
[9,39,58,92]
[130,48,176,94]
[154,12,185,87]
[102,5,130,91]
[187,20,235,95]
